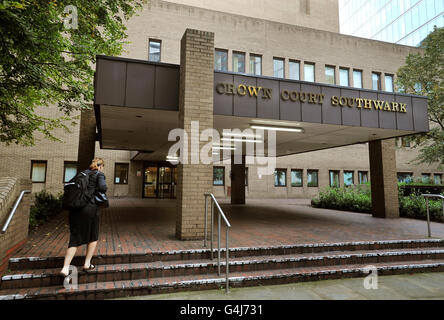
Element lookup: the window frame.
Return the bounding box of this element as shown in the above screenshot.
[274,168,287,187]
[329,170,340,188]
[30,160,47,183]
[324,65,336,85]
[215,48,228,71]
[63,161,78,183]
[232,51,246,73]
[307,169,319,188]
[339,67,350,87]
[213,166,225,186]
[353,69,363,89]
[358,171,369,184]
[148,38,161,62]
[245,167,249,186]
[289,59,301,80]
[343,170,354,186]
[291,169,303,187]
[384,74,394,92]
[304,62,315,82]
[372,72,382,90]
[249,53,262,75]
[397,172,414,183]
[273,57,285,78]
[114,163,129,185]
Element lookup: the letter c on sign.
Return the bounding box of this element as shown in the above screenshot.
[216,83,225,94]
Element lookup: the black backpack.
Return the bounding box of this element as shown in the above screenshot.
[62,170,94,210]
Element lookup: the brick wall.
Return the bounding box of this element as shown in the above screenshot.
[176,29,214,240]
[0,177,32,278]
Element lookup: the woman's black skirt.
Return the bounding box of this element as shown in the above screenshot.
[68,203,100,248]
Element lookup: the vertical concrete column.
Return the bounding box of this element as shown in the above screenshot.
[77,108,96,171]
[176,29,214,240]
[369,139,400,218]
[231,155,246,204]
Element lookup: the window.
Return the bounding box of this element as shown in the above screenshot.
[31,161,47,183]
[289,60,300,80]
[400,137,411,147]
[273,58,285,78]
[434,174,443,185]
[291,169,303,187]
[339,68,349,87]
[232,51,245,73]
[148,39,161,62]
[358,171,369,184]
[64,162,78,183]
[245,167,249,186]
[249,54,262,75]
[213,167,225,186]
[344,171,354,186]
[353,70,363,89]
[397,172,413,183]
[307,170,318,187]
[215,49,228,71]
[325,66,335,84]
[274,169,287,187]
[114,163,129,184]
[329,170,340,187]
[304,63,315,82]
[385,74,394,92]
[422,173,431,184]
[372,72,381,90]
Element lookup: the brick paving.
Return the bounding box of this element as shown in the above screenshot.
[12,198,444,259]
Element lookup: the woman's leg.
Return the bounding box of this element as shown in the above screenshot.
[61,246,77,275]
[84,241,98,268]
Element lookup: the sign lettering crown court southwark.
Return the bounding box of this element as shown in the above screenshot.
[216,82,408,113]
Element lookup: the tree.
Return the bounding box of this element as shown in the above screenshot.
[0,0,145,146]
[396,26,444,169]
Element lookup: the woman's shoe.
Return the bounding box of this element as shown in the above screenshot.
[59,271,70,285]
[82,264,96,272]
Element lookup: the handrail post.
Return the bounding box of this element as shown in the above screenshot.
[210,200,214,260]
[226,227,229,293]
[426,197,431,237]
[217,212,221,276]
[204,196,208,248]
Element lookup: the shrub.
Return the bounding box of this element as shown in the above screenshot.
[312,186,443,222]
[399,192,443,222]
[29,190,63,229]
[311,186,372,214]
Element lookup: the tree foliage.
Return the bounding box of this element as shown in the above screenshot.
[0,0,145,145]
[397,26,444,168]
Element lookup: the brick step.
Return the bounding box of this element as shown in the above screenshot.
[8,238,444,271]
[2,247,444,290]
[1,259,444,300]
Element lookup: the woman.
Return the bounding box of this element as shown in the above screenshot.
[60,157,107,278]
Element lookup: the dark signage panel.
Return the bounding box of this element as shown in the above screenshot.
[214,71,428,133]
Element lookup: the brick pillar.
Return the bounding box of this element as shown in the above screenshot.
[176,29,214,240]
[231,155,246,204]
[77,108,96,171]
[369,139,399,218]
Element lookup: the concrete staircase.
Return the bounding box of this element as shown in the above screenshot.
[1,239,444,300]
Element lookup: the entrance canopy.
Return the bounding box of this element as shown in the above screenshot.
[94,55,429,160]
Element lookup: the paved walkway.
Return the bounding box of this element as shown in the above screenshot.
[14,198,444,258]
[116,272,444,300]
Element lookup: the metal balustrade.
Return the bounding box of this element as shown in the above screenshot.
[204,193,231,293]
[422,194,444,238]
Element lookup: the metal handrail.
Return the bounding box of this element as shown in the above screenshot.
[204,193,231,293]
[1,190,31,234]
[422,194,444,238]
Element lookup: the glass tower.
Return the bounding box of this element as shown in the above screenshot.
[339,0,443,46]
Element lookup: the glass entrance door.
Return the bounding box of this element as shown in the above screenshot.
[143,165,176,199]
[144,166,158,198]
